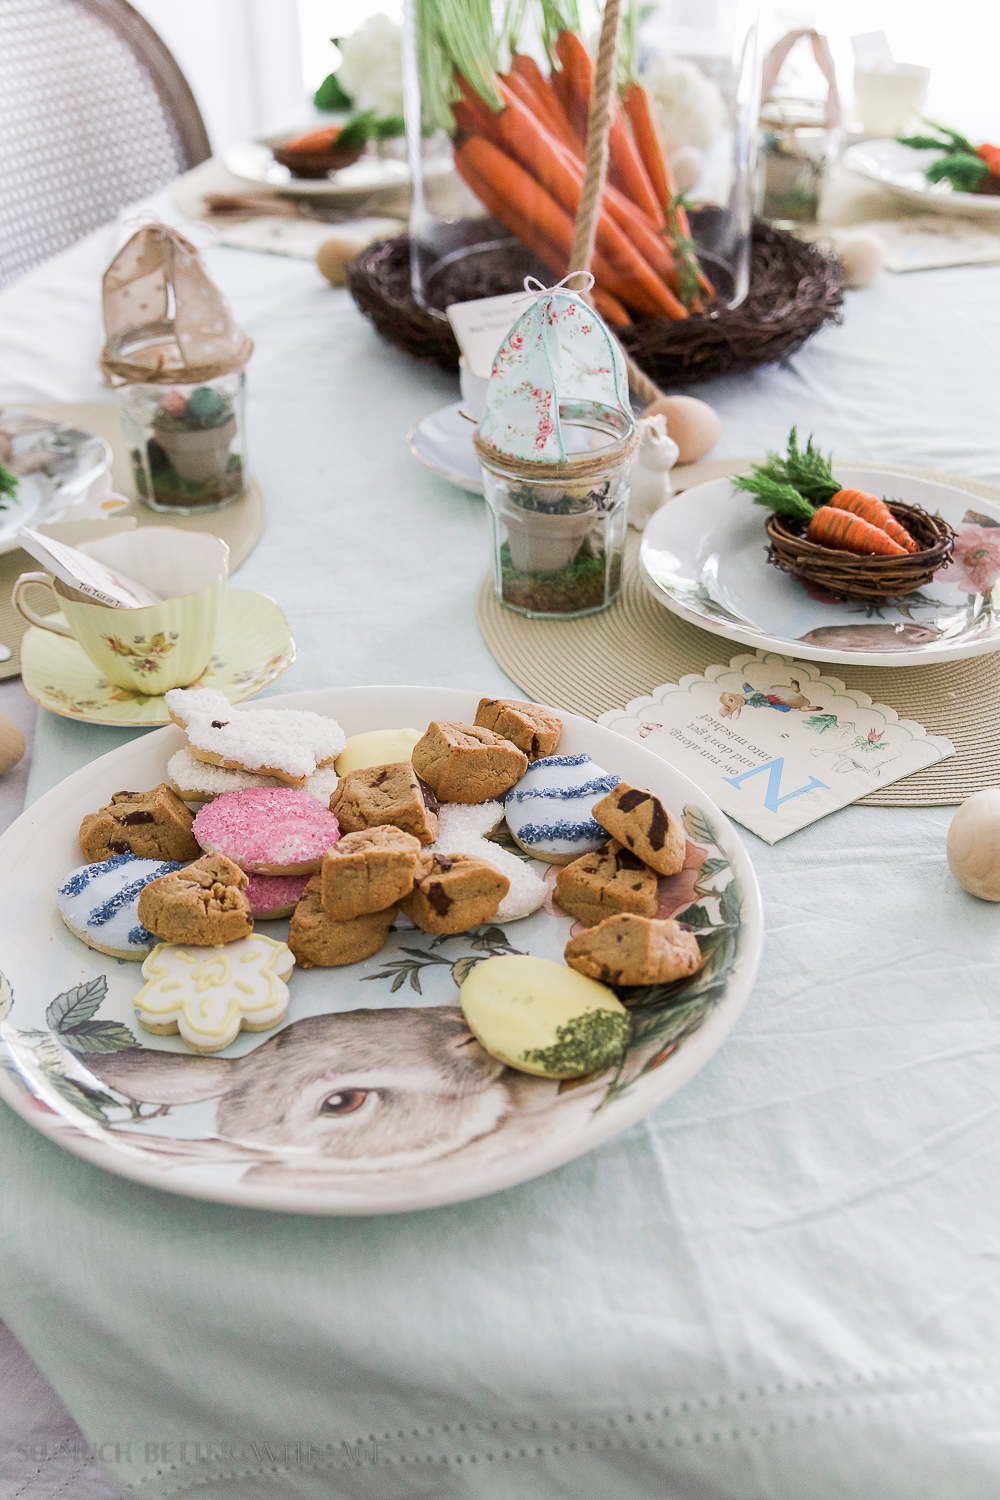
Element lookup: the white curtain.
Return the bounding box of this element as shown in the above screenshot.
[130,0,308,151]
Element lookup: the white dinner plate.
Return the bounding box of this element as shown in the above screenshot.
[640,467,1000,667]
[0,686,762,1216]
[0,410,111,556]
[223,140,453,203]
[843,139,1000,217]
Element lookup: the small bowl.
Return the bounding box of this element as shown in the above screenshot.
[271,142,366,180]
[766,501,955,602]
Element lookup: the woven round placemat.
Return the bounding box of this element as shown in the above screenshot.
[477,461,1000,807]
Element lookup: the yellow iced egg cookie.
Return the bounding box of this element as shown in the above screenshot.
[134,934,293,1053]
[460,954,630,1079]
[335,728,423,776]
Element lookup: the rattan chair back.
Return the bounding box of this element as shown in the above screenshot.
[0,0,211,287]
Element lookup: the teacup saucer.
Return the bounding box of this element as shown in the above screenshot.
[407,401,483,494]
[20,589,295,725]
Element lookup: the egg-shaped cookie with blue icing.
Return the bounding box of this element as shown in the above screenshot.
[57,853,184,961]
[460,954,631,1078]
[504,753,621,865]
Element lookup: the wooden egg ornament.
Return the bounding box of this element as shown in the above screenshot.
[947,789,1000,900]
[316,232,372,287]
[641,395,721,464]
[0,711,25,778]
[834,230,885,290]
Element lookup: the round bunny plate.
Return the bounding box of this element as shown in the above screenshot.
[0,687,762,1215]
[641,467,1000,667]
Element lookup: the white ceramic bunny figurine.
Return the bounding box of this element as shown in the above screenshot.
[629,414,679,530]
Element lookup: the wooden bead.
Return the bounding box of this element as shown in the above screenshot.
[0,711,25,777]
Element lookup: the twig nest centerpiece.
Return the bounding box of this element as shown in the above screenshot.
[473,276,638,620]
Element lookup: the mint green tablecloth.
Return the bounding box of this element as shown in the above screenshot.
[2,199,1000,1499]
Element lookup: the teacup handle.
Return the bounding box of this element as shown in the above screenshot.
[12,574,74,637]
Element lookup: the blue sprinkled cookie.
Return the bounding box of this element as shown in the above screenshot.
[504,754,621,865]
[58,853,183,961]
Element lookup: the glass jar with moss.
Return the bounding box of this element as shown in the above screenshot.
[117,374,247,514]
[476,402,636,620]
[100,222,253,515]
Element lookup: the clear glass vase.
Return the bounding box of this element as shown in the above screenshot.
[403,0,761,320]
[478,404,633,619]
[115,370,247,515]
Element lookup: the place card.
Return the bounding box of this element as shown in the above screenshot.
[599,651,954,843]
[447,290,536,378]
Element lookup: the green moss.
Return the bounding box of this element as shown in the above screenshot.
[520,1008,632,1078]
[500,542,620,615]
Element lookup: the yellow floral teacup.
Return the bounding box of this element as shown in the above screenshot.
[13,528,229,695]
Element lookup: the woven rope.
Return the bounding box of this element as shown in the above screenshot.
[565,0,663,408]
[476,461,1000,807]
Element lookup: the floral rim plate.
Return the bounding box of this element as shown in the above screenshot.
[843,139,1000,217]
[640,466,1000,667]
[0,409,111,556]
[19,589,295,724]
[0,686,762,1216]
[407,401,483,494]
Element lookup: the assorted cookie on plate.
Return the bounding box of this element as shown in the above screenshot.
[54,695,706,1070]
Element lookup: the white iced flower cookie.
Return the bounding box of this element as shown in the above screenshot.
[165,687,345,786]
[167,747,340,807]
[134,933,294,1052]
[504,754,621,865]
[57,853,184,961]
[430,802,546,922]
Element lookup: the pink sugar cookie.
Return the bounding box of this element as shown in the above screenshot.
[246,871,311,919]
[193,787,340,876]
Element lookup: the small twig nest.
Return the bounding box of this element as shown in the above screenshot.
[271,142,365,179]
[765,502,956,602]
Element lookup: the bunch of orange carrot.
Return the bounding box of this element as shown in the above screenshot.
[448,27,709,327]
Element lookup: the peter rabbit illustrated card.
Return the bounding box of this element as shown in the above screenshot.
[600,652,954,843]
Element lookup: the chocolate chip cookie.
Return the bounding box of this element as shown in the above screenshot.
[288,875,398,968]
[328,762,439,844]
[564,914,703,987]
[474,698,562,761]
[398,853,509,935]
[79,784,201,864]
[137,854,253,946]
[411,722,528,804]
[554,841,659,927]
[321,824,431,921]
[592,783,685,877]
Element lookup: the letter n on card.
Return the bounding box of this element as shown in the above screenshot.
[598,652,954,843]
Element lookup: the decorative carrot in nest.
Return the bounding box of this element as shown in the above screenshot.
[733,430,916,559]
[826,489,918,553]
[806,506,907,557]
[746,428,919,550]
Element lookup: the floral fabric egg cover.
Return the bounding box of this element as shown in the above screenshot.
[477,282,632,464]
